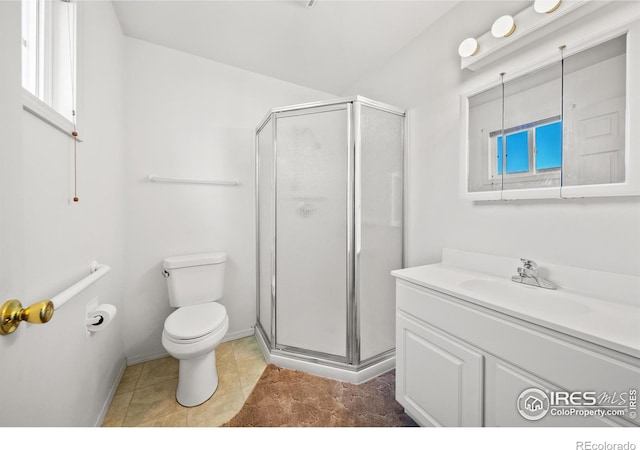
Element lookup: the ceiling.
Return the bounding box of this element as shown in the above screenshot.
[112,0,459,94]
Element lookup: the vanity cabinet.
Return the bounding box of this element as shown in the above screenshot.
[395,280,640,427]
[396,313,483,426]
[484,356,625,427]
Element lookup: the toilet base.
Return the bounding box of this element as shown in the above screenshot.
[176,350,219,407]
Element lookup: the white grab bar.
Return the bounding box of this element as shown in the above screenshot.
[52,262,111,310]
[146,174,240,186]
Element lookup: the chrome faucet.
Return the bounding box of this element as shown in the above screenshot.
[511,258,557,290]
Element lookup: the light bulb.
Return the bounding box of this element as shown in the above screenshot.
[491,15,516,38]
[534,0,562,14]
[458,38,480,58]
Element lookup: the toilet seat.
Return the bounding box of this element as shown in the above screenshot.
[164,302,227,342]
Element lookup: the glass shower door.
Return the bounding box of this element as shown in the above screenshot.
[275,105,350,359]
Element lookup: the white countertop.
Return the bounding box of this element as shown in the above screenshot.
[392,262,640,359]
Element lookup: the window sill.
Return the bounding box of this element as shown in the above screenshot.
[492,171,561,183]
[479,172,560,190]
[22,89,81,141]
[462,183,640,201]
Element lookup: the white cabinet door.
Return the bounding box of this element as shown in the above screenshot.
[485,356,623,427]
[396,312,484,426]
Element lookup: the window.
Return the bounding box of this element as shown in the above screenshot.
[535,121,562,171]
[21,0,76,123]
[492,118,562,177]
[497,130,529,174]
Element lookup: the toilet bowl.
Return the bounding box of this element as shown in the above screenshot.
[162,303,229,406]
[160,252,228,407]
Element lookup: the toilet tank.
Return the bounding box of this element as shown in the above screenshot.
[163,252,226,307]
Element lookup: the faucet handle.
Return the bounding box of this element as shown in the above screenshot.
[520,258,538,271]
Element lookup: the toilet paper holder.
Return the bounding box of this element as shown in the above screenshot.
[87,314,105,327]
[86,304,117,333]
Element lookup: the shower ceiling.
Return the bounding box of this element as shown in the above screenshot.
[111,0,459,94]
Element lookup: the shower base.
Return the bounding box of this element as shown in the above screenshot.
[254,328,395,385]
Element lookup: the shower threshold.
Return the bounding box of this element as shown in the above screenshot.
[254,328,396,385]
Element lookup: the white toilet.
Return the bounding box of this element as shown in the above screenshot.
[161,251,229,407]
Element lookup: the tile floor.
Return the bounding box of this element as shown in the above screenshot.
[102,335,267,427]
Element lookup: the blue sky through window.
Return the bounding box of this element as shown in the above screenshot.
[497,136,502,174]
[497,130,529,174]
[535,122,562,170]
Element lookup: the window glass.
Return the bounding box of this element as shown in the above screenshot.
[506,131,529,173]
[497,135,503,175]
[21,0,38,95]
[497,130,529,174]
[535,121,562,170]
[21,0,76,122]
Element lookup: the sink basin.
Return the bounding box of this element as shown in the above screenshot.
[391,252,640,358]
[459,279,591,316]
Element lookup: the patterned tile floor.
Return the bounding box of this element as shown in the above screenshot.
[102,335,266,427]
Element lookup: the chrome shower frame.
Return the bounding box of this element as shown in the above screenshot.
[254,96,406,383]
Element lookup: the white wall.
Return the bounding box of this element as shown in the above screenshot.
[1,0,335,424]
[343,1,640,277]
[123,37,335,363]
[0,1,25,303]
[0,1,126,426]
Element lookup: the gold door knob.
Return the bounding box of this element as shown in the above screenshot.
[21,300,54,324]
[0,299,55,335]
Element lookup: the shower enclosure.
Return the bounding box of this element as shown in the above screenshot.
[255,96,405,383]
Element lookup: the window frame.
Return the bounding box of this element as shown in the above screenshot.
[488,116,563,183]
[21,0,77,135]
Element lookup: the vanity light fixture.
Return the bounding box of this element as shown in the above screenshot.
[460,1,604,71]
[534,0,562,14]
[491,15,516,38]
[458,37,480,58]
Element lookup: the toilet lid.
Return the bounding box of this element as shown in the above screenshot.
[164,303,227,340]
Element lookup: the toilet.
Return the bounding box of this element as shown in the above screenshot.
[161,251,229,407]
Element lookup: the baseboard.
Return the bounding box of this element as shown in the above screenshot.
[125,349,170,366]
[222,327,255,343]
[94,357,127,427]
[125,327,255,366]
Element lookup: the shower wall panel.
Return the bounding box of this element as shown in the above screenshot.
[357,104,404,361]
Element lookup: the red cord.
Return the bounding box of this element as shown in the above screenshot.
[72,130,78,202]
